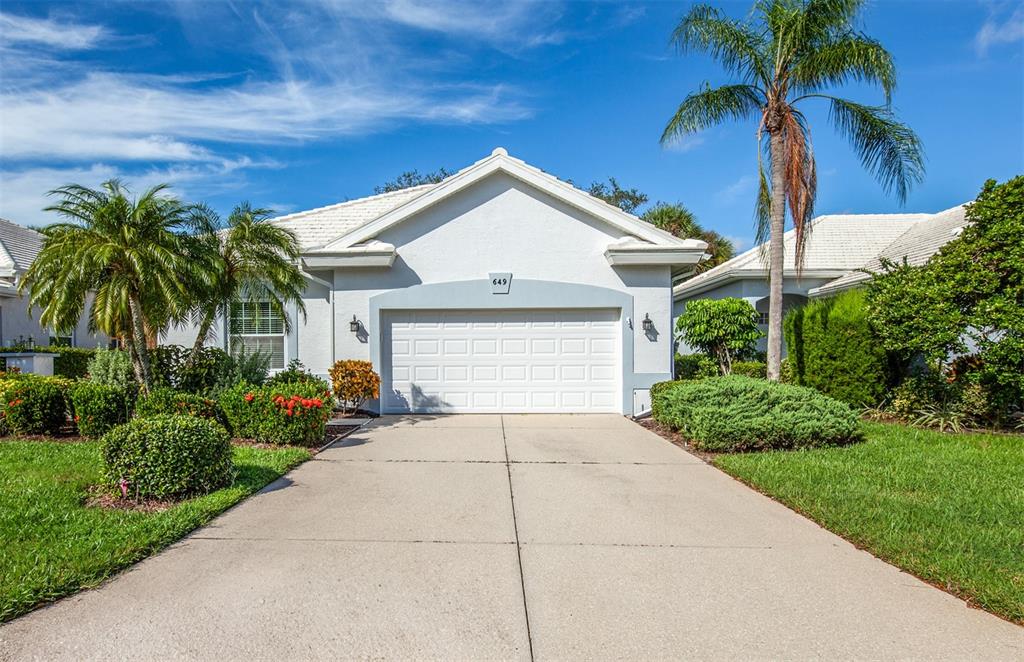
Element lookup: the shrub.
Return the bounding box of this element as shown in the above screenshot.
[150,345,237,394]
[3,376,69,435]
[51,347,96,379]
[329,360,380,414]
[674,353,718,380]
[653,375,860,452]
[101,415,233,500]
[219,381,334,446]
[267,359,330,392]
[784,289,891,406]
[87,349,136,389]
[675,298,762,374]
[731,361,766,378]
[135,387,223,425]
[69,382,133,437]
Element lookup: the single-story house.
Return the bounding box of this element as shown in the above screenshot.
[0,218,107,349]
[672,204,968,355]
[165,148,708,415]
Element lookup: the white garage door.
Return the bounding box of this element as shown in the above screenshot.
[382,309,621,413]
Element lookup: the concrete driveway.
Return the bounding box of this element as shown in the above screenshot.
[2,414,1021,660]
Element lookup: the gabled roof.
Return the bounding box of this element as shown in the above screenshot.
[288,148,703,255]
[809,204,968,297]
[0,218,43,277]
[674,212,928,298]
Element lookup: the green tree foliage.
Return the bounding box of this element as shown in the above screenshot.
[676,298,762,374]
[374,168,453,194]
[641,202,735,272]
[21,181,211,391]
[662,0,924,381]
[866,176,1024,416]
[580,177,649,214]
[187,203,305,366]
[784,289,890,406]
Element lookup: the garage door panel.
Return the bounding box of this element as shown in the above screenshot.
[384,308,620,414]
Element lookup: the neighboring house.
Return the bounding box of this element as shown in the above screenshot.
[164,148,707,414]
[0,218,107,348]
[672,205,968,355]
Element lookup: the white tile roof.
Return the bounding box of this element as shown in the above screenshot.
[268,185,436,250]
[811,205,968,296]
[0,218,43,273]
[674,212,929,297]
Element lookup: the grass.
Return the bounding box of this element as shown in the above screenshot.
[714,422,1024,624]
[0,439,310,622]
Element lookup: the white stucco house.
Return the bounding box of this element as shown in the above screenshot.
[0,218,107,348]
[165,149,707,415]
[672,204,968,355]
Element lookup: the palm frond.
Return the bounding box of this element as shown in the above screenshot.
[791,35,896,101]
[826,96,925,202]
[661,84,764,144]
[672,4,770,84]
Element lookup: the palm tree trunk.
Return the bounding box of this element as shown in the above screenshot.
[127,294,153,391]
[766,130,787,381]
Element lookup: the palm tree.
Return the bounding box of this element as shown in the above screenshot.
[22,181,207,390]
[661,0,924,380]
[642,202,735,273]
[187,203,306,364]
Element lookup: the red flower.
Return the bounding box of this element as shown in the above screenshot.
[312,398,322,407]
[244,393,254,402]
[285,409,293,416]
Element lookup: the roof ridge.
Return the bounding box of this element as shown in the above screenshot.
[270,184,437,223]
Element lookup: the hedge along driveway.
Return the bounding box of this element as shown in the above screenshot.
[0,439,310,622]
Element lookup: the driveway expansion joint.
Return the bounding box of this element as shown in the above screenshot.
[501,414,536,662]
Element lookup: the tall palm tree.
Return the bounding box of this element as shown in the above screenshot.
[188,203,306,363]
[22,181,207,390]
[642,202,735,273]
[661,0,924,380]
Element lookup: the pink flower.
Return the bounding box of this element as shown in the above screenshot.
[119,478,129,499]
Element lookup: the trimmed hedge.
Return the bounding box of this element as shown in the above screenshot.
[731,361,766,378]
[220,381,334,446]
[101,415,233,500]
[652,376,861,452]
[0,346,97,379]
[674,353,719,380]
[135,387,224,425]
[2,376,69,435]
[69,382,133,437]
[784,289,891,406]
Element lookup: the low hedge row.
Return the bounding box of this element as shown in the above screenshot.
[69,382,134,437]
[220,381,334,446]
[0,346,97,379]
[652,375,861,452]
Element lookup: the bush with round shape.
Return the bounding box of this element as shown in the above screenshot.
[102,415,233,500]
[135,387,223,424]
[70,381,133,437]
[329,360,380,414]
[4,376,68,435]
[220,381,334,446]
[653,375,860,452]
[674,353,718,380]
[266,359,330,393]
[731,361,766,379]
[675,298,762,374]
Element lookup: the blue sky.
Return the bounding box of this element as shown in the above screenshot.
[1,1,1021,250]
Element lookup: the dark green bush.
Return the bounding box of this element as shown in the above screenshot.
[101,415,233,500]
[51,347,96,379]
[650,380,678,421]
[219,381,334,446]
[3,376,69,435]
[784,290,891,406]
[731,361,766,378]
[135,387,224,425]
[674,353,718,380]
[266,359,330,392]
[653,375,860,452]
[70,382,133,437]
[150,345,235,394]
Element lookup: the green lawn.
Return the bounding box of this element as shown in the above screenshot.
[714,422,1024,624]
[0,439,310,622]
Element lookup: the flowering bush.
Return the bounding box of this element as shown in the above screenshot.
[70,381,134,437]
[3,376,69,435]
[219,381,334,446]
[328,359,380,414]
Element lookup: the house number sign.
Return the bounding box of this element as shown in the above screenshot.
[489,272,512,294]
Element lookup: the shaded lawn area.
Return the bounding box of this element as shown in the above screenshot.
[0,439,310,622]
[714,422,1024,624]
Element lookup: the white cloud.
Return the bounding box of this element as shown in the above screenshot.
[0,12,106,50]
[663,132,706,153]
[976,2,1024,55]
[715,174,757,204]
[725,234,753,252]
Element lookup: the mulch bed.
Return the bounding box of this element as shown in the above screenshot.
[84,485,176,513]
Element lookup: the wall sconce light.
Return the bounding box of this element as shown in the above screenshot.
[349,315,360,333]
[642,313,653,332]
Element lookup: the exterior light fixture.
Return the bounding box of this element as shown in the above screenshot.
[642,313,653,332]
[349,315,360,333]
